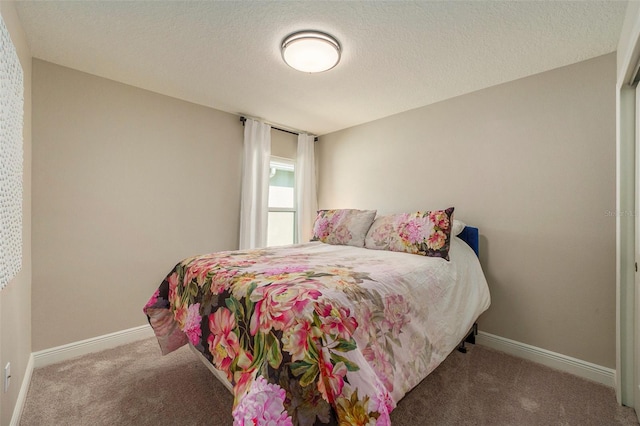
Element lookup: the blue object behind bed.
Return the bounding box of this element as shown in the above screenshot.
[458,226,479,257]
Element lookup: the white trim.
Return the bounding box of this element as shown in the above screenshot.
[617,1,640,85]
[476,331,616,388]
[270,156,295,172]
[617,1,640,412]
[32,324,154,368]
[9,353,33,426]
[8,327,617,422]
[10,325,154,423]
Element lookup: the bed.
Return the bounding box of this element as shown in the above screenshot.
[144,209,490,425]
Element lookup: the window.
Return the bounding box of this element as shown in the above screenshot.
[267,157,296,246]
[0,15,24,290]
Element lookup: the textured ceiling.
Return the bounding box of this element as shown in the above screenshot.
[15,1,627,135]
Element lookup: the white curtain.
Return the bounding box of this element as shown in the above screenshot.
[296,133,318,243]
[239,118,271,249]
[0,15,24,290]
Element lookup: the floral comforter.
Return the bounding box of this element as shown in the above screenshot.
[143,238,490,425]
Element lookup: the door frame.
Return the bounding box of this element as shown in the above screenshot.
[633,85,640,419]
[617,3,640,418]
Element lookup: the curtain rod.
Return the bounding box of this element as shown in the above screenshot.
[240,116,318,142]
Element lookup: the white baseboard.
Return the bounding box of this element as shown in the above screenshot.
[32,324,154,368]
[476,331,616,388]
[9,353,34,426]
[11,324,154,424]
[11,326,616,423]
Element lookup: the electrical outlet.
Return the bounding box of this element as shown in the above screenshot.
[4,362,10,392]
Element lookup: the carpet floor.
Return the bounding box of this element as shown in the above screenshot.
[19,337,638,425]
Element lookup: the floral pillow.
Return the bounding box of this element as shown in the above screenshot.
[311,209,377,247]
[364,207,455,260]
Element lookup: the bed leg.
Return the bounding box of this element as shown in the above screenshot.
[457,322,478,353]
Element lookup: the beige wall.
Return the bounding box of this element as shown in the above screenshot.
[0,2,32,425]
[32,60,243,351]
[317,53,617,368]
[271,129,297,159]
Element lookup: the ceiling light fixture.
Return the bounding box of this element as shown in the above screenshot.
[281,30,341,73]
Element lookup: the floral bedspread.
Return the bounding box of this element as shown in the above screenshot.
[144,240,490,425]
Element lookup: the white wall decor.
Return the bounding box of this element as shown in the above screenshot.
[0,14,24,289]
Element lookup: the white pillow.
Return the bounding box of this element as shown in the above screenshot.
[452,219,466,236]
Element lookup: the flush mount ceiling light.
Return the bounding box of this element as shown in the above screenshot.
[281,31,341,73]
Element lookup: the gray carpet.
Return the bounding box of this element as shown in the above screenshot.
[19,337,638,425]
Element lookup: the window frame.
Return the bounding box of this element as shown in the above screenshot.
[268,156,297,245]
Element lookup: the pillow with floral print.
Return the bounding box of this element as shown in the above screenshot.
[311,209,377,247]
[364,207,455,260]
